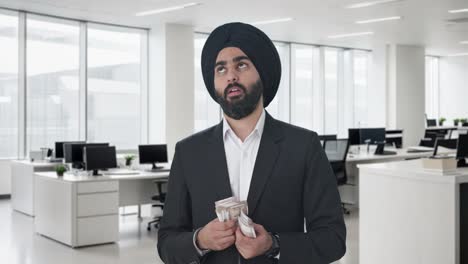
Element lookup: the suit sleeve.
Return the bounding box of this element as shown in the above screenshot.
[278,133,347,264]
[157,142,202,264]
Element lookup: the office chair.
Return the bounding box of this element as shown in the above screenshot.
[433,138,458,156]
[147,178,168,231]
[385,130,403,148]
[426,119,437,127]
[419,131,446,147]
[318,134,337,149]
[324,138,350,214]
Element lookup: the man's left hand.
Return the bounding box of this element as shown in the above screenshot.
[235,223,272,259]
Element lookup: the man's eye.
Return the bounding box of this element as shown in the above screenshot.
[238,63,247,69]
[217,67,226,73]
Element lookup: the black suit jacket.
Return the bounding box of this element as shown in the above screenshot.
[157,112,346,264]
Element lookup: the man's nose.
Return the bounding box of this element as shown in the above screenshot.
[226,69,239,84]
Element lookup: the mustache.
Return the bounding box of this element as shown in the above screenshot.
[224,82,247,98]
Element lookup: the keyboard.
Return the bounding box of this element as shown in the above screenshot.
[407,146,434,153]
[103,169,140,175]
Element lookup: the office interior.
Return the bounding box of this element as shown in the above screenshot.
[1,0,468,263]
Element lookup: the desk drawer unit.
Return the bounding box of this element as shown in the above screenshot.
[74,180,119,247]
[77,192,119,217]
[77,215,119,246]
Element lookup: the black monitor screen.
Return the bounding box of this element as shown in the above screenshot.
[139,144,168,164]
[55,141,85,158]
[64,143,109,164]
[434,138,458,156]
[360,128,386,144]
[84,146,117,173]
[348,129,361,145]
[457,134,468,159]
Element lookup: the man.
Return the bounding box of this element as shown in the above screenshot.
[157,22,346,264]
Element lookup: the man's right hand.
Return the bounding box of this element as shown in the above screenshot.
[196,218,237,251]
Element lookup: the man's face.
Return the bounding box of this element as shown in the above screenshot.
[214,47,263,120]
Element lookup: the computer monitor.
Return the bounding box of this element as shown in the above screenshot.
[348,129,361,145]
[139,144,168,170]
[433,138,458,156]
[64,143,109,168]
[84,146,117,176]
[55,141,85,159]
[427,119,437,127]
[457,134,468,167]
[360,128,386,145]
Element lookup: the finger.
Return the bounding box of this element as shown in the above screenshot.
[225,220,237,229]
[213,220,236,231]
[215,229,236,238]
[218,235,235,245]
[253,223,266,234]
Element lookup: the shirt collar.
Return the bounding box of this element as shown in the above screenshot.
[223,109,266,141]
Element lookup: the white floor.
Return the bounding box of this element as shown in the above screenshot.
[0,199,358,264]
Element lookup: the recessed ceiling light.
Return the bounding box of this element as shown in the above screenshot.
[448,8,468,14]
[345,0,403,9]
[356,16,402,24]
[447,52,468,57]
[328,32,374,39]
[135,2,201,16]
[460,41,468,44]
[251,18,294,25]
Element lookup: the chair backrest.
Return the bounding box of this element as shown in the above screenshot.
[154,178,169,202]
[324,139,349,185]
[385,136,403,148]
[319,135,337,149]
[324,139,349,162]
[427,119,437,127]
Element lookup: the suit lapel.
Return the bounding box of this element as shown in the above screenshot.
[247,112,284,215]
[208,121,233,200]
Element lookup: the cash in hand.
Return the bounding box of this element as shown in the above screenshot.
[215,196,256,238]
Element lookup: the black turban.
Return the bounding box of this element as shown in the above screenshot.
[201,22,282,108]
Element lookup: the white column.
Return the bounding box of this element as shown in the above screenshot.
[148,24,195,159]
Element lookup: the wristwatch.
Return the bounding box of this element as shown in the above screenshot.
[265,232,280,259]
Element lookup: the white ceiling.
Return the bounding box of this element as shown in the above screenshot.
[1,0,468,56]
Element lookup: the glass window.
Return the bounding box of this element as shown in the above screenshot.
[266,42,290,122]
[425,56,439,120]
[353,50,370,127]
[324,48,339,134]
[194,33,220,132]
[87,24,145,149]
[291,44,316,130]
[26,15,80,151]
[0,11,18,158]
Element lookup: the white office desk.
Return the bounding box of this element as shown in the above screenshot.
[11,160,58,216]
[34,170,169,247]
[358,159,468,264]
[341,146,454,206]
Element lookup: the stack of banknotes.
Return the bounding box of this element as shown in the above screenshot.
[215,197,256,238]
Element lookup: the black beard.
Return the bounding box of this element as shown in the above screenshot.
[216,80,263,120]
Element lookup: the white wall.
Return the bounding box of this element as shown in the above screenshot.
[0,160,12,195]
[439,56,468,122]
[387,44,426,147]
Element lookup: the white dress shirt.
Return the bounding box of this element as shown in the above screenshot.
[222,109,266,201]
[194,109,279,260]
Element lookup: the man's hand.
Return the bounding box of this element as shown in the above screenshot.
[197,218,237,251]
[235,223,273,259]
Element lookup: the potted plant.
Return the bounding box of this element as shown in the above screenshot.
[438,117,446,126]
[124,154,136,167]
[55,164,67,177]
[461,118,468,126]
[454,118,460,126]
